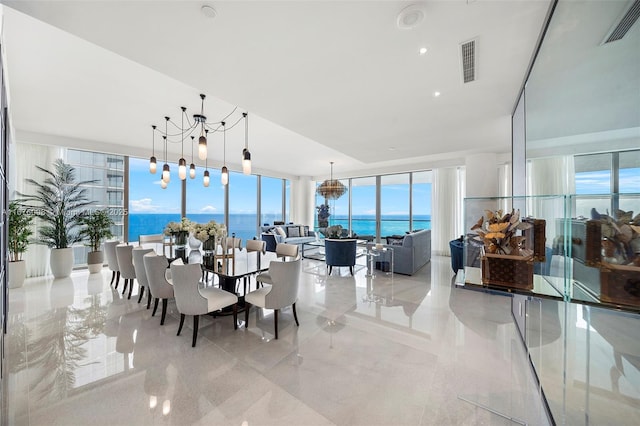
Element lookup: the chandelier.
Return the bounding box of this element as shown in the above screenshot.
[149,94,253,188]
[316,162,347,200]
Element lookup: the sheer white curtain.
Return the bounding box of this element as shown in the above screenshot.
[11,142,65,277]
[432,166,465,256]
[527,156,575,197]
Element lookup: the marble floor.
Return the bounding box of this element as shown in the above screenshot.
[6,256,553,425]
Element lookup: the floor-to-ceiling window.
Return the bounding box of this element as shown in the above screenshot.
[381,173,410,236]
[350,176,377,237]
[260,176,284,225]
[228,171,258,241]
[412,171,432,231]
[66,149,125,264]
[185,166,224,230]
[128,157,180,242]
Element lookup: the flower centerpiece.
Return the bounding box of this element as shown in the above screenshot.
[164,217,193,247]
[192,220,226,252]
[470,209,537,289]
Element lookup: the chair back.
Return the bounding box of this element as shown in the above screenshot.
[170,263,208,316]
[221,237,242,252]
[261,233,278,252]
[138,234,164,253]
[143,253,174,299]
[264,258,302,309]
[104,240,121,272]
[132,248,154,288]
[246,239,266,254]
[116,244,136,279]
[276,243,299,260]
[325,239,357,267]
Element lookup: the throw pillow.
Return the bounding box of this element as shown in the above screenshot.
[275,226,287,238]
[386,236,404,246]
[288,226,300,237]
[303,225,309,237]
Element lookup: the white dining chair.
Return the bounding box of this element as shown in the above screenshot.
[144,253,175,325]
[104,240,121,289]
[116,244,136,299]
[255,243,299,287]
[132,247,154,305]
[245,258,301,339]
[170,262,239,347]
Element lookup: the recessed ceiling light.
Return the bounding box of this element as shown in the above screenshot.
[388,147,396,151]
[397,4,426,30]
[433,91,441,97]
[201,5,217,19]
[419,47,428,55]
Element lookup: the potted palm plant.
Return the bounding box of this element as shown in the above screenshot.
[79,209,114,273]
[8,201,34,288]
[18,159,96,278]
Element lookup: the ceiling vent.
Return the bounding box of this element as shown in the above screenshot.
[460,39,476,83]
[602,0,640,44]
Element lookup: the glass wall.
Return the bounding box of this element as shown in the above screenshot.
[260,176,284,225]
[350,176,377,238]
[381,173,410,236]
[66,149,125,265]
[185,166,224,232]
[412,171,432,231]
[228,171,258,242]
[128,157,180,242]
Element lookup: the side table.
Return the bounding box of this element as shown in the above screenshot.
[366,246,394,278]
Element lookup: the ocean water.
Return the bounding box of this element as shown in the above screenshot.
[128,214,431,243]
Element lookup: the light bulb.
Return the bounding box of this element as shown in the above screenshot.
[161,179,168,189]
[162,164,170,183]
[242,149,251,175]
[162,400,170,416]
[149,396,157,409]
[149,156,157,174]
[198,136,207,160]
[221,166,228,185]
[178,158,187,180]
[189,163,196,179]
[203,170,210,187]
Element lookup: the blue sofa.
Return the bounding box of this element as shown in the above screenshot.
[260,224,316,251]
[377,229,431,275]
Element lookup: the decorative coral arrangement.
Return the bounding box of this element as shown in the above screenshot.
[470,209,533,257]
[596,209,640,267]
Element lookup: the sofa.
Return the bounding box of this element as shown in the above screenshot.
[261,224,316,252]
[377,229,431,275]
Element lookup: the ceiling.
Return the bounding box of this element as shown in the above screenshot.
[1,0,550,179]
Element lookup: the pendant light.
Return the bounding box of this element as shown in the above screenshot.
[203,129,210,187]
[221,121,228,185]
[197,94,208,160]
[149,125,157,174]
[242,112,252,175]
[316,162,347,199]
[189,136,196,179]
[178,107,187,180]
[161,117,170,183]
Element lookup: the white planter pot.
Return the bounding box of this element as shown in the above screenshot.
[50,247,74,278]
[87,250,104,274]
[8,260,26,289]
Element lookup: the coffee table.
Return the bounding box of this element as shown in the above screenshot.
[302,239,368,260]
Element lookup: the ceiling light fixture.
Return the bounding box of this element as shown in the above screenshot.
[221,121,228,186]
[203,129,210,187]
[201,4,217,19]
[316,162,347,200]
[149,95,252,188]
[149,125,157,174]
[242,112,251,175]
[434,91,441,97]
[419,47,428,55]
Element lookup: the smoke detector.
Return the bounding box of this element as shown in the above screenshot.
[397,4,426,30]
